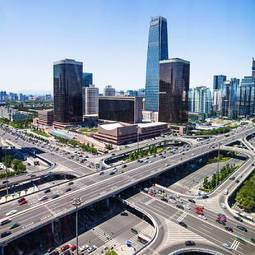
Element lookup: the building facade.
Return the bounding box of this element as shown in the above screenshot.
[158,58,190,124]
[145,16,168,112]
[37,109,54,126]
[238,76,255,117]
[98,96,143,124]
[0,106,32,121]
[189,86,212,116]
[252,58,255,78]
[82,72,93,87]
[53,59,83,125]
[82,85,99,115]
[104,85,116,96]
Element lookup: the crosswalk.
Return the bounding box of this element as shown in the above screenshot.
[93,226,112,243]
[176,212,188,223]
[230,240,240,250]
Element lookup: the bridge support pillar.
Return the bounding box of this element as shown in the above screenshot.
[51,222,54,235]
[106,198,110,208]
[0,245,4,255]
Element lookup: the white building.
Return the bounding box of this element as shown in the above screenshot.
[0,106,32,121]
[82,85,99,115]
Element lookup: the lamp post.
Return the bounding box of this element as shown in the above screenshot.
[72,198,81,255]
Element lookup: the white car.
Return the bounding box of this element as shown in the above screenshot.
[221,203,226,209]
[185,204,191,210]
[6,210,17,216]
[38,195,48,201]
[223,242,232,250]
[198,214,207,220]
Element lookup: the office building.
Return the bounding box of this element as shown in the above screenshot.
[145,16,168,112]
[98,96,143,124]
[213,75,226,90]
[0,91,7,103]
[94,122,168,145]
[238,76,255,117]
[104,85,115,96]
[221,78,239,118]
[252,58,255,78]
[0,106,32,121]
[82,72,93,87]
[53,59,83,126]
[158,58,190,124]
[189,86,212,116]
[82,85,99,115]
[37,109,54,126]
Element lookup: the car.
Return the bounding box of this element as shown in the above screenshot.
[222,242,232,250]
[60,244,70,252]
[198,214,207,220]
[229,176,235,180]
[176,204,184,210]
[161,197,168,202]
[19,199,28,205]
[65,188,71,192]
[178,221,187,228]
[184,204,191,210]
[188,199,196,203]
[235,179,240,183]
[185,240,195,246]
[221,203,226,209]
[251,238,255,244]
[79,245,90,252]
[233,216,243,222]
[5,210,17,216]
[0,231,11,238]
[51,194,59,199]
[202,195,209,199]
[18,197,26,203]
[68,181,74,186]
[9,223,20,229]
[38,195,48,201]
[44,188,51,193]
[120,212,128,216]
[237,225,247,232]
[99,171,104,175]
[225,226,233,232]
[109,171,115,175]
[69,244,77,251]
[122,164,127,168]
[0,217,11,226]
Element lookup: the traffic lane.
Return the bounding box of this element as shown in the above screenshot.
[133,197,254,255]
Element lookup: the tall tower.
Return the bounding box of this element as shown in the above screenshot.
[53,59,83,125]
[145,16,168,112]
[252,57,255,78]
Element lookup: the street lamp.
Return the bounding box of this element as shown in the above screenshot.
[72,197,81,255]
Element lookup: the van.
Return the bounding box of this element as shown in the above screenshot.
[0,217,11,226]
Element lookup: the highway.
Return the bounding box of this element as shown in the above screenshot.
[0,125,255,247]
[127,192,255,255]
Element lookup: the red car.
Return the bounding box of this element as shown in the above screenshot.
[69,244,77,251]
[18,198,28,205]
[60,244,70,252]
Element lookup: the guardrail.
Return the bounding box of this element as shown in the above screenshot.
[168,247,223,255]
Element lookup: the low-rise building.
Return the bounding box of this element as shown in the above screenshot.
[0,106,32,121]
[94,121,169,145]
[37,109,54,126]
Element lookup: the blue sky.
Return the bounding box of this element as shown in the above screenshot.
[0,0,254,94]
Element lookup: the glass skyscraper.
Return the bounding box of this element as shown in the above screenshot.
[159,58,190,124]
[82,72,93,87]
[53,59,83,124]
[145,16,168,112]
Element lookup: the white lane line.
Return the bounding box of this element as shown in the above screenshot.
[231,240,240,250]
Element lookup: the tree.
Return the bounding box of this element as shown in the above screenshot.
[203,176,209,189]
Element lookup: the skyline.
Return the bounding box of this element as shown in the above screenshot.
[0,0,255,94]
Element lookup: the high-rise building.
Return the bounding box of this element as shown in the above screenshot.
[189,86,212,116]
[104,85,115,96]
[53,59,83,125]
[82,85,99,115]
[252,58,255,78]
[238,76,255,117]
[98,96,143,124]
[213,75,226,90]
[158,58,190,124]
[221,78,239,118]
[82,72,93,87]
[145,16,168,112]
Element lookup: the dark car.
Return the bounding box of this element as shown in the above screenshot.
[44,188,51,193]
[202,195,209,199]
[185,240,195,246]
[237,225,247,232]
[68,181,74,186]
[0,231,11,238]
[10,223,20,229]
[176,204,184,210]
[251,238,255,244]
[179,221,187,228]
[65,188,71,192]
[51,194,59,199]
[235,179,240,183]
[188,199,196,203]
[229,176,235,180]
[233,216,243,222]
[225,226,233,232]
[120,212,128,216]
[122,164,127,168]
